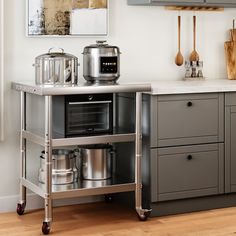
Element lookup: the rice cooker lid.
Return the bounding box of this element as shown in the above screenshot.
[83,41,120,54]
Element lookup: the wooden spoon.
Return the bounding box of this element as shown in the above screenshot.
[189,15,199,62]
[230,19,235,42]
[175,15,184,66]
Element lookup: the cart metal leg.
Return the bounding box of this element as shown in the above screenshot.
[135,92,152,221]
[42,95,53,235]
[17,91,27,215]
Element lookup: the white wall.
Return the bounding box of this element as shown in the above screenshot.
[0,0,236,212]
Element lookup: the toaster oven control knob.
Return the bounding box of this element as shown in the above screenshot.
[88,95,93,101]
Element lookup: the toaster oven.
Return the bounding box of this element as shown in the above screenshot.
[53,94,113,137]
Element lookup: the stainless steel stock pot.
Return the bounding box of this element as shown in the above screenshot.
[39,149,78,185]
[79,145,113,180]
[34,48,79,85]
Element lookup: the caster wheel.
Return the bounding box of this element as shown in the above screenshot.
[16,203,25,216]
[137,211,151,221]
[42,222,50,235]
[104,194,113,203]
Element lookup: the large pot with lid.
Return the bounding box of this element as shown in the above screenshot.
[39,149,79,185]
[83,41,121,84]
[34,48,79,85]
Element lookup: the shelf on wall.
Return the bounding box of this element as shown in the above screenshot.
[165,6,224,11]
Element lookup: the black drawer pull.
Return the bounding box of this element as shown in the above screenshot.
[187,155,193,160]
[187,101,193,107]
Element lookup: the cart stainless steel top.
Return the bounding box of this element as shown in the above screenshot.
[12,81,152,235]
[12,81,151,95]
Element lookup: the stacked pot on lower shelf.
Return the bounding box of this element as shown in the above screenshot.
[38,145,114,188]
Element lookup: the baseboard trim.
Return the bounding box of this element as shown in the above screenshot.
[151,193,236,217]
[0,193,102,213]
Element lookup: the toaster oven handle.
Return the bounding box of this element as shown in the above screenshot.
[68,101,112,105]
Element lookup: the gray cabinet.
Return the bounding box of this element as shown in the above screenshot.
[151,93,224,148]
[225,93,236,193]
[127,0,236,7]
[149,93,225,202]
[117,92,226,207]
[151,143,224,202]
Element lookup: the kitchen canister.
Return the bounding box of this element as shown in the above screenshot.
[34,48,79,85]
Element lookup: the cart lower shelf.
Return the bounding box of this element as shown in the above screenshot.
[21,177,136,200]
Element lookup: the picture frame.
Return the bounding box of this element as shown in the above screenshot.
[0,0,4,141]
[26,0,109,37]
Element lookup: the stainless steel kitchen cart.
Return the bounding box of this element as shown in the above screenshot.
[12,81,152,235]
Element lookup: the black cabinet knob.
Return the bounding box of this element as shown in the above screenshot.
[187,155,193,160]
[187,101,193,107]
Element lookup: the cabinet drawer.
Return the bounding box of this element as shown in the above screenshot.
[152,93,224,147]
[151,143,224,202]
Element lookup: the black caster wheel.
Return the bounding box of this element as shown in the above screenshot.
[16,203,25,216]
[137,211,151,221]
[104,194,113,203]
[42,222,51,235]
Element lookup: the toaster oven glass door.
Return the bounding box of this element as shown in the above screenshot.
[66,100,112,136]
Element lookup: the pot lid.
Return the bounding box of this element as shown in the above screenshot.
[36,48,78,60]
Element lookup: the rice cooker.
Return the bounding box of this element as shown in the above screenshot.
[82,41,121,84]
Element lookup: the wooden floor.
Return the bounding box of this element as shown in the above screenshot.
[1,203,236,235]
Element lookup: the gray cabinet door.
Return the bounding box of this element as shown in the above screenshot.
[151,143,224,202]
[225,105,236,193]
[151,93,224,148]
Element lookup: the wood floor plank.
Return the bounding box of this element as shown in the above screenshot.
[1,203,236,235]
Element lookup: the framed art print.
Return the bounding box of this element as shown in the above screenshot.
[27,0,108,36]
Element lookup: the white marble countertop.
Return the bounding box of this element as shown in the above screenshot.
[149,79,236,95]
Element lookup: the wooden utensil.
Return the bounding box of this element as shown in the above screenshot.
[225,19,236,80]
[189,15,200,62]
[225,41,236,79]
[230,19,235,42]
[175,15,184,66]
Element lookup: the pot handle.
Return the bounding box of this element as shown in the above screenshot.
[48,47,64,54]
[32,63,40,67]
[96,40,107,45]
[74,148,82,177]
[109,149,116,158]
